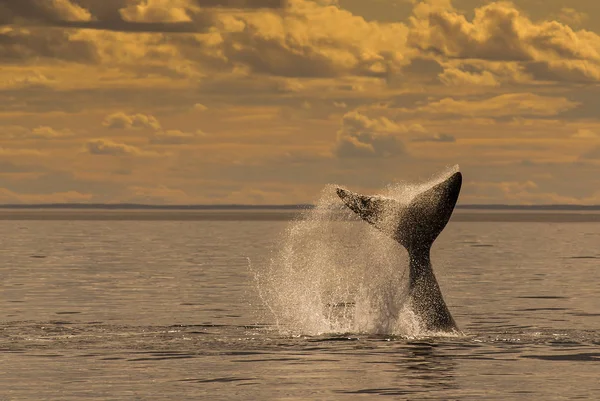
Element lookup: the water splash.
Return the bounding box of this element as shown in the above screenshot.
[255,166,459,336]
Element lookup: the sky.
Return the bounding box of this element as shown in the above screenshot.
[1,0,600,205]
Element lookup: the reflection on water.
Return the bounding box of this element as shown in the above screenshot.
[0,216,599,400]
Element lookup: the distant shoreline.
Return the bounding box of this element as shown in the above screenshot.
[0,203,600,211]
[0,209,599,222]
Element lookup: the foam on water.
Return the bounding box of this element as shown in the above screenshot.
[254,166,460,337]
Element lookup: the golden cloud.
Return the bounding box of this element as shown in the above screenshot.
[0,147,44,156]
[0,71,56,89]
[397,93,579,117]
[3,0,600,88]
[173,0,413,78]
[465,179,600,205]
[409,1,600,83]
[0,124,74,141]
[0,26,99,63]
[0,0,92,24]
[556,7,588,28]
[571,128,598,139]
[85,139,147,156]
[411,132,455,143]
[334,110,408,158]
[149,129,203,145]
[119,0,198,23]
[102,112,162,130]
[50,0,94,21]
[2,0,600,206]
[579,146,600,160]
[0,188,93,204]
[438,67,500,87]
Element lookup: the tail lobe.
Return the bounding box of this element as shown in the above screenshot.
[336,172,462,251]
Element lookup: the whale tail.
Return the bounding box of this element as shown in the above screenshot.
[335,170,463,332]
[335,171,462,251]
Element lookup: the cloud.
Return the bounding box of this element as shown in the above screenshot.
[556,7,588,28]
[4,0,599,88]
[572,128,598,139]
[86,139,145,156]
[29,126,73,139]
[409,2,597,61]
[579,146,600,160]
[0,26,99,63]
[0,0,286,34]
[119,0,198,23]
[401,57,444,78]
[268,149,332,165]
[197,0,287,8]
[465,179,600,205]
[334,110,407,158]
[437,60,532,86]
[411,132,455,142]
[193,0,411,78]
[0,71,56,89]
[118,1,286,24]
[0,187,93,204]
[0,0,93,24]
[408,1,600,83]
[0,126,28,139]
[275,78,305,93]
[49,0,94,21]
[0,125,75,141]
[0,161,40,174]
[438,67,499,87]
[524,59,600,83]
[149,129,203,144]
[397,93,579,118]
[0,147,44,156]
[0,1,409,83]
[102,112,161,130]
[3,0,600,206]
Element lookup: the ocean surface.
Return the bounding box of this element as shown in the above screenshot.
[0,209,599,400]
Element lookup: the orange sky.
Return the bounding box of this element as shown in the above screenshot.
[1,0,600,205]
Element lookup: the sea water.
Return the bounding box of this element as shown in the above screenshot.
[0,210,599,400]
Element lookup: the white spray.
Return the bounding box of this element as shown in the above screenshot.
[254,166,460,336]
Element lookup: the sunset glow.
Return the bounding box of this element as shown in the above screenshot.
[2,0,600,205]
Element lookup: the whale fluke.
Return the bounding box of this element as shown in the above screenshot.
[335,171,462,333]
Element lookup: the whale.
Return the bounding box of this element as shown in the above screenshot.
[335,170,462,333]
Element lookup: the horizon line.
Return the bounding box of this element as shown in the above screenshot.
[0,203,600,211]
